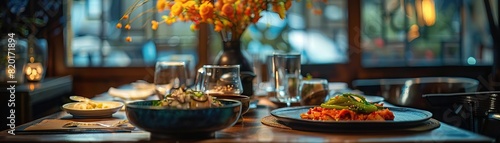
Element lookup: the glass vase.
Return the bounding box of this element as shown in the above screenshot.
[0,37,28,84]
[25,36,48,82]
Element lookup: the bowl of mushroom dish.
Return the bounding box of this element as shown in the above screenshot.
[125,88,242,138]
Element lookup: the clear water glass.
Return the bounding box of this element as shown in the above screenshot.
[154,61,188,99]
[273,53,301,107]
[201,65,243,95]
[299,78,329,105]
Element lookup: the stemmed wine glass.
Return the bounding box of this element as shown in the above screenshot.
[154,61,188,100]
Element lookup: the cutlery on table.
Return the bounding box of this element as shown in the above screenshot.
[63,120,129,128]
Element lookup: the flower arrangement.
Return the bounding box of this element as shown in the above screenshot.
[117,0,324,42]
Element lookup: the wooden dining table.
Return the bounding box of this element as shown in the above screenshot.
[0,86,495,142]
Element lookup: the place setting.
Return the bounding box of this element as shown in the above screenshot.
[14,96,135,134]
[122,63,262,138]
[261,92,440,133]
[258,53,440,133]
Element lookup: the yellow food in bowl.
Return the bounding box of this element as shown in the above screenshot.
[73,102,111,110]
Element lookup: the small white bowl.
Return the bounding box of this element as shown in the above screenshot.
[62,101,124,118]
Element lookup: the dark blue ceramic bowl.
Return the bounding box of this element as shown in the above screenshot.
[125,99,241,138]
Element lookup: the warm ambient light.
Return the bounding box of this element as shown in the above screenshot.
[25,63,44,82]
[421,0,436,26]
[407,24,420,42]
[416,0,436,26]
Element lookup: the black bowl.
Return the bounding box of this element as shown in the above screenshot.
[125,99,242,138]
[210,94,250,115]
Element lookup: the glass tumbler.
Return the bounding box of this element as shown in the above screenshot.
[273,53,301,107]
[299,78,329,105]
[202,65,243,95]
[154,61,188,100]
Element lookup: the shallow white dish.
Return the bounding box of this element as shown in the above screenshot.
[108,87,153,100]
[62,101,124,118]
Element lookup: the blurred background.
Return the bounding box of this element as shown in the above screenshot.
[52,0,499,96]
[1,0,500,139]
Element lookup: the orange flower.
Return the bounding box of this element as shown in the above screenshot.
[214,24,223,32]
[151,20,159,30]
[221,4,234,18]
[175,0,188,4]
[125,24,131,30]
[199,2,214,21]
[183,1,197,10]
[244,7,251,16]
[122,15,129,20]
[170,3,183,16]
[236,4,244,15]
[222,20,233,27]
[223,0,235,3]
[156,0,167,12]
[116,23,122,29]
[117,0,329,43]
[214,1,223,10]
[165,18,176,25]
[190,23,199,31]
[125,36,132,42]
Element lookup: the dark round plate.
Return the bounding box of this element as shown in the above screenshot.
[271,106,432,131]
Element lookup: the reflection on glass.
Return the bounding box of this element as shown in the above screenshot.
[361,0,496,67]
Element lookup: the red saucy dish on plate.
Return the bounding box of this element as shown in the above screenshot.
[300,93,395,121]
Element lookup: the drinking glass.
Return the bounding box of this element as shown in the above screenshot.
[201,65,243,95]
[154,61,188,100]
[273,53,301,107]
[265,55,275,92]
[299,78,329,105]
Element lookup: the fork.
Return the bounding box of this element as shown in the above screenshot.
[63,120,129,128]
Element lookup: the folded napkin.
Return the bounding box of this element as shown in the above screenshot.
[130,80,155,90]
[24,119,135,131]
[108,87,153,100]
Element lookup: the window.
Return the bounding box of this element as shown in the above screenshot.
[65,0,198,68]
[206,0,349,65]
[361,0,497,67]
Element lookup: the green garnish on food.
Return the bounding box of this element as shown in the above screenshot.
[158,88,222,109]
[320,93,383,114]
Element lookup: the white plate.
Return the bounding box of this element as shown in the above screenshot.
[62,101,124,118]
[108,87,154,100]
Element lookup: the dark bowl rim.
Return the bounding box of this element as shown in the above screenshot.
[210,94,251,99]
[125,99,242,110]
